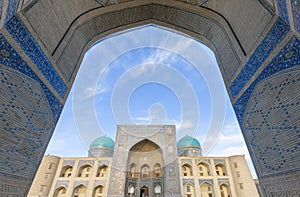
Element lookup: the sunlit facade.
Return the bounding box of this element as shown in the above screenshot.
[28,125,258,197]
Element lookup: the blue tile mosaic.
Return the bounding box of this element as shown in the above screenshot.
[230,18,289,98]
[234,36,300,177]
[234,36,300,124]
[0,65,55,181]
[5,16,67,98]
[0,0,2,14]
[0,33,63,121]
[4,0,18,22]
[242,71,300,177]
[292,0,300,34]
[275,0,290,25]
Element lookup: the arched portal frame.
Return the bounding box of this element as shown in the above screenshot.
[199,182,214,197]
[54,186,67,197]
[77,164,93,178]
[197,162,211,176]
[0,0,298,196]
[60,165,73,178]
[126,138,164,196]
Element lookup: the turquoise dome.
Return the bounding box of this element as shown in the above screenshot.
[89,136,115,149]
[177,135,201,149]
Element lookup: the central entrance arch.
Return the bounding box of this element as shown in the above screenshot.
[126,139,164,197]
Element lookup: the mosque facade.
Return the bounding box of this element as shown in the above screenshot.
[28,125,258,197]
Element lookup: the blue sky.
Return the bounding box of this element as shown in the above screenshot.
[45,25,257,178]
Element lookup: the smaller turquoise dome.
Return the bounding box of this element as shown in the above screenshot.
[89,136,115,149]
[177,135,201,149]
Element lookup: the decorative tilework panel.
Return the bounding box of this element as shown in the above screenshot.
[4,0,18,22]
[181,159,192,166]
[195,159,211,165]
[63,160,75,167]
[234,36,300,124]
[0,66,54,181]
[0,33,63,121]
[218,178,230,186]
[292,0,300,34]
[0,175,29,196]
[0,0,2,14]
[5,16,67,98]
[199,179,213,185]
[74,181,89,188]
[275,0,290,25]
[233,36,299,178]
[214,159,226,166]
[99,160,109,166]
[78,160,94,167]
[182,179,194,185]
[242,68,300,177]
[55,180,69,189]
[230,18,289,98]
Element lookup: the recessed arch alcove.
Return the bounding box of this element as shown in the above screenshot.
[0,0,299,196]
[126,139,164,196]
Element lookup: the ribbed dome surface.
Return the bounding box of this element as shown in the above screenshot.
[89,136,115,149]
[177,135,201,149]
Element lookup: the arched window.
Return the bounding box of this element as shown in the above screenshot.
[72,185,86,197]
[60,166,73,178]
[220,184,231,197]
[182,164,192,176]
[96,165,108,178]
[215,164,227,176]
[198,162,210,176]
[93,185,104,197]
[128,185,135,197]
[77,165,92,178]
[129,163,137,178]
[200,182,214,197]
[54,187,66,197]
[153,163,162,177]
[141,165,150,178]
[184,184,194,197]
[154,185,161,194]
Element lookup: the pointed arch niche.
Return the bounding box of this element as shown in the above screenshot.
[125,139,164,196]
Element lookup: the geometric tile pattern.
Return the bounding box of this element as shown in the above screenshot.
[243,68,300,177]
[0,33,63,121]
[4,0,19,22]
[63,160,75,167]
[199,179,213,185]
[214,159,226,166]
[218,178,230,186]
[78,160,95,167]
[74,181,89,188]
[275,0,290,25]
[234,36,300,124]
[234,36,300,178]
[5,16,67,98]
[292,0,300,34]
[55,180,69,189]
[182,179,194,185]
[0,66,54,193]
[230,18,289,98]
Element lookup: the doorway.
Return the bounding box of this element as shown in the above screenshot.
[140,186,149,197]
